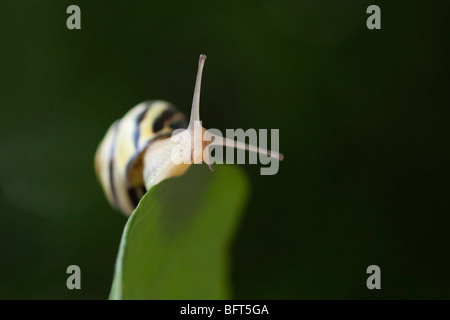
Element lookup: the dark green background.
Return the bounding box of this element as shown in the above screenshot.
[1,0,449,299]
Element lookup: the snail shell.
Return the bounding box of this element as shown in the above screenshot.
[94,100,186,215]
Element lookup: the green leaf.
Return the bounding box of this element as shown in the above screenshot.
[109,164,249,300]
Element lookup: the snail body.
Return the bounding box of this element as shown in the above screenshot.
[95,55,282,216]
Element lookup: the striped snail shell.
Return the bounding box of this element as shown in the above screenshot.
[95,101,187,215]
[95,54,283,216]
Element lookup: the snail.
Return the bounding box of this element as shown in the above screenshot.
[95,54,283,216]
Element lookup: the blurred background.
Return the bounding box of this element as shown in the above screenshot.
[1,0,449,299]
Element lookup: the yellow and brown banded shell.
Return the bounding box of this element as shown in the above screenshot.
[94,100,187,216]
